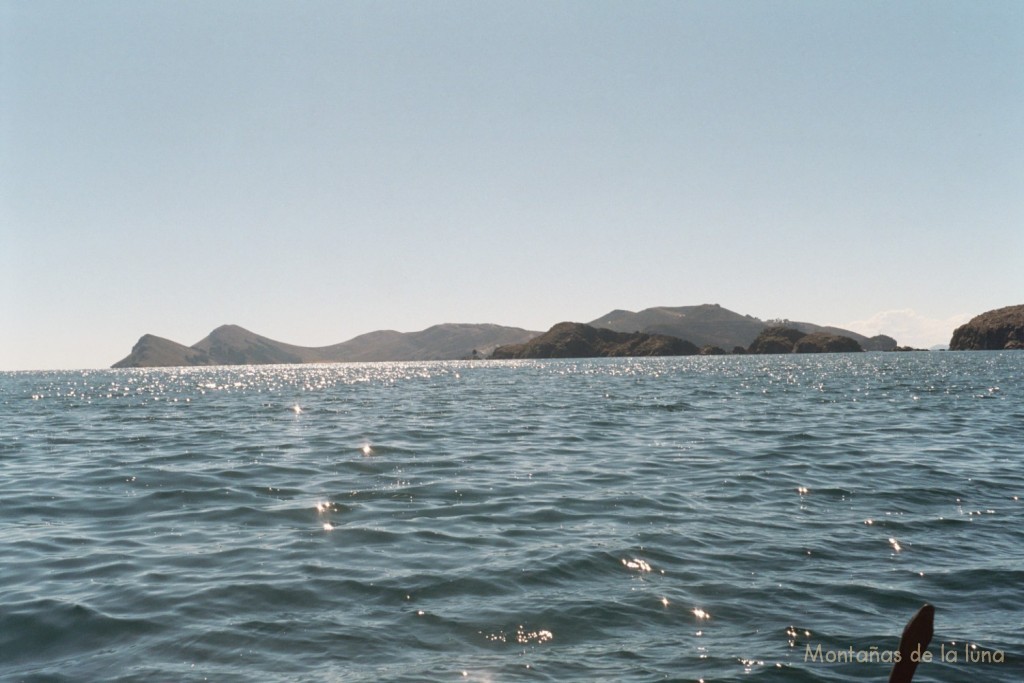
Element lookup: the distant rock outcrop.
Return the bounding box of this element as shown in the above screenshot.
[490,322,699,359]
[748,327,863,354]
[949,305,1024,350]
[748,327,807,354]
[864,334,898,352]
[112,334,213,368]
[589,303,889,350]
[793,332,863,353]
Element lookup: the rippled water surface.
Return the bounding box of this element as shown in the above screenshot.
[2,353,1023,681]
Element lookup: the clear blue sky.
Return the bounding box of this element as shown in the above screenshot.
[3,0,1022,369]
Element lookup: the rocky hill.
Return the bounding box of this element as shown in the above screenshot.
[113,334,213,368]
[190,325,319,365]
[112,323,538,368]
[326,323,538,361]
[949,305,1024,350]
[490,323,699,359]
[747,326,863,354]
[589,304,895,351]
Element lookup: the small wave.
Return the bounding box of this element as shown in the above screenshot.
[0,598,160,670]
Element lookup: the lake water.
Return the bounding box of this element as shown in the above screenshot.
[2,353,1022,682]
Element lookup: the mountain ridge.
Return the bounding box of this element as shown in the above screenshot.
[588,304,895,351]
[112,304,897,368]
[112,323,540,368]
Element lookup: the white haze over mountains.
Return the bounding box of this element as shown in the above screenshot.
[840,309,972,350]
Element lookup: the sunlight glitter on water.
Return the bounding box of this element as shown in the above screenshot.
[3,354,1022,682]
[622,558,652,572]
[482,627,554,645]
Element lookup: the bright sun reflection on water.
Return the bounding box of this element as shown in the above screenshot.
[482,626,554,645]
[622,557,652,572]
[316,501,337,531]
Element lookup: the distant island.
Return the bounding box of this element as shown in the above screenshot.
[949,304,1024,350]
[113,303,901,368]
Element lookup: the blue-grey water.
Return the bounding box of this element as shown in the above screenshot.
[2,353,1022,682]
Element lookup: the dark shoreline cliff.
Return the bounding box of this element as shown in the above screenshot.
[949,305,1024,350]
[490,323,699,359]
[747,326,863,354]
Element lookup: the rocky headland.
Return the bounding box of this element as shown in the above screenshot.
[747,326,863,354]
[949,305,1024,350]
[589,304,896,351]
[115,334,214,368]
[490,323,698,359]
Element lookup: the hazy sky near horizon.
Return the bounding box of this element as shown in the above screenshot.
[2,0,1022,369]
